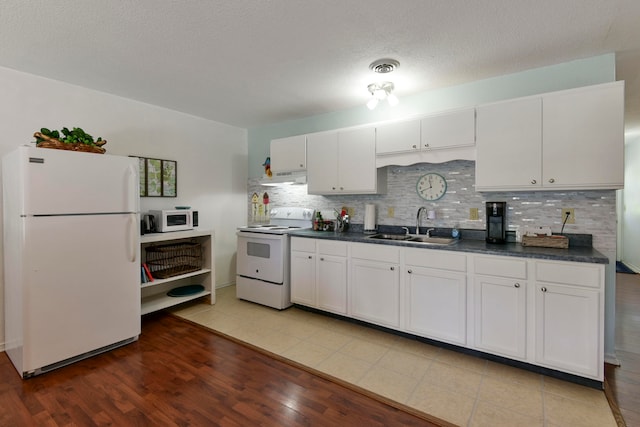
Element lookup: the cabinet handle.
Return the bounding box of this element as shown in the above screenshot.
[320,257,324,261]
[332,187,336,190]
[407,269,412,274]
[340,187,344,190]
[299,164,304,168]
[541,287,547,292]
[531,179,537,184]
[514,283,520,288]
[308,255,312,259]
[424,144,430,148]
[548,178,555,183]
[390,266,395,271]
[412,144,417,149]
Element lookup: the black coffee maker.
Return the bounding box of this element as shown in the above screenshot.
[486,202,506,244]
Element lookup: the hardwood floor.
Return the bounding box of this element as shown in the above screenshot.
[606,272,640,427]
[0,312,444,427]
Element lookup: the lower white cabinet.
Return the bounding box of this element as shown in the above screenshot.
[405,266,467,345]
[288,238,605,381]
[534,260,603,379]
[290,242,316,306]
[404,248,467,346]
[350,243,401,328]
[290,237,348,315]
[473,256,528,360]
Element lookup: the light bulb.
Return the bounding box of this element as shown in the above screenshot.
[387,93,399,106]
[367,97,379,110]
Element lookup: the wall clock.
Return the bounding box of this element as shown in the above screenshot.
[416,173,447,201]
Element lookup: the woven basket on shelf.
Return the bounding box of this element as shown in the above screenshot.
[145,242,203,279]
[34,132,106,154]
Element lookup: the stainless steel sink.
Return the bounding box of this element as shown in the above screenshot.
[407,235,457,245]
[366,233,411,241]
[366,233,457,245]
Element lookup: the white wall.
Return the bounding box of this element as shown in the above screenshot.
[622,132,640,271]
[0,66,248,350]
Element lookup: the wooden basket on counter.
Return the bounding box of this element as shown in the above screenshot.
[34,132,106,154]
[145,242,203,279]
[521,234,569,249]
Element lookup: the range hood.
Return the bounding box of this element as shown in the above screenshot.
[259,170,307,186]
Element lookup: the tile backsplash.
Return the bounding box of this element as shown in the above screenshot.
[248,160,616,252]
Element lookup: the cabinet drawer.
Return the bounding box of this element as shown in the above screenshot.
[535,261,602,288]
[351,242,400,263]
[405,248,466,272]
[317,240,348,256]
[474,255,527,279]
[291,237,315,252]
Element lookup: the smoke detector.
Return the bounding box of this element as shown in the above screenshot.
[369,58,400,74]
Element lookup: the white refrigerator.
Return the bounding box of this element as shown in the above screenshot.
[2,146,141,378]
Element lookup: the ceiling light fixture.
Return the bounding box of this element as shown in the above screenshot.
[366,81,399,110]
[366,58,400,110]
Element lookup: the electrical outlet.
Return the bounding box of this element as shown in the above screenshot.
[469,207,479,221]
[388,207,395,218]
[562,208,575,224]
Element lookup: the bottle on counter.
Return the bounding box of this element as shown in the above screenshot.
[314,211,323,231]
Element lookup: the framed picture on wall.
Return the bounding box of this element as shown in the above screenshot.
[131,156,178,197]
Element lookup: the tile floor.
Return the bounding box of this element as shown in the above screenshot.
[171,286,617,427]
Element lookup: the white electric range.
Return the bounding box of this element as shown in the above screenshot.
[236,207,314,309]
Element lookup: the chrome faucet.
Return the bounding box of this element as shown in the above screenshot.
[416,207,427,235]
[426,228,435,237]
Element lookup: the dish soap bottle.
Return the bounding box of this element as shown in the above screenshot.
[451,224,460,239]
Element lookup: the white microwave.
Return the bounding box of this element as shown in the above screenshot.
[149,209,198,232]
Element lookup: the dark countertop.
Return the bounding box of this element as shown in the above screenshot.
[288,228,609,265]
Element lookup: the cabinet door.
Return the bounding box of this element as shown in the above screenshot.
[535,284,600,379]
[475,97,542,190]
[290,250,316,307]
[270,135,306,172]
[306,132,339,194]
[405,266,467,345]
[350,259,400,328]
[421,107,475,150]
[316,254,347,314]
[375,119,421,155]
[474,276,527,359]
[337,127,377,193]
[542,82,624,189]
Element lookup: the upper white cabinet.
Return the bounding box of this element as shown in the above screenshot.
[307,127,386,195]
[476,81,624,191]
[421,107,476,150]
[475,97,543,190]
[270,135,306,172]
[375,119,421,155]
[542,82,624,189]
[375,108,476,167]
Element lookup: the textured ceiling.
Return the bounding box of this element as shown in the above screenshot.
[1,0,639,130]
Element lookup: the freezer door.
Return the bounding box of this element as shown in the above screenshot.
[19,146,139,215]
[21,214,140,373]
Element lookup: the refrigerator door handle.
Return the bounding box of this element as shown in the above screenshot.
[128,214,137,263]
[127,164,139,210]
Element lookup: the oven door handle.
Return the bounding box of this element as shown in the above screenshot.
[237,231,285,240]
